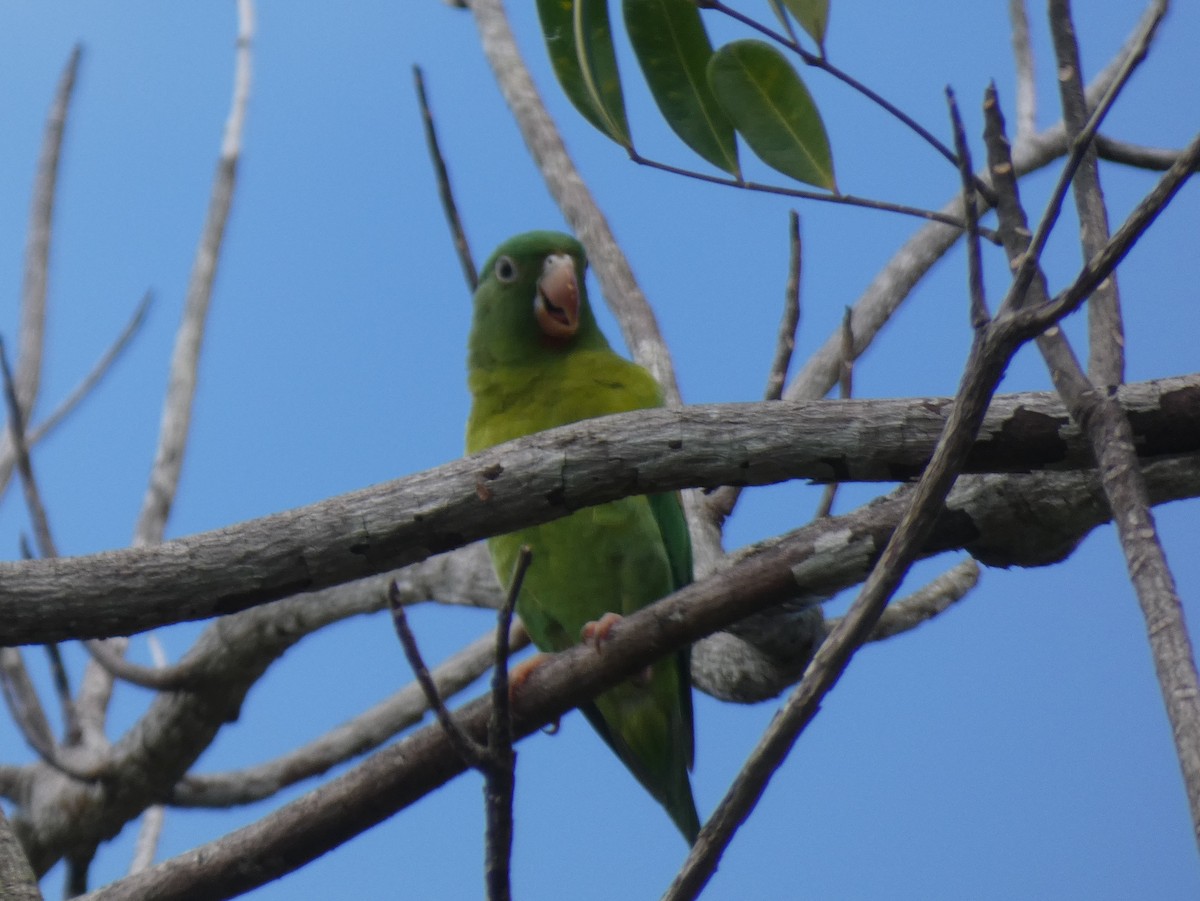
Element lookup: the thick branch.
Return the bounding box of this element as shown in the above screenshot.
[1,376,1198,645]
[80,449,1200,901]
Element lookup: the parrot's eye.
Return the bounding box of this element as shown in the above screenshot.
[494,256,518,283]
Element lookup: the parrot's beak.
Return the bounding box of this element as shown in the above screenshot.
[535,253,580,339]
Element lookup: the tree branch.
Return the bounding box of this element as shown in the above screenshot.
[784,0,1168,403]
[2,374,1200,645]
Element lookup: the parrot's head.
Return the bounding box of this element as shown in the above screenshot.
[469,230,609,369]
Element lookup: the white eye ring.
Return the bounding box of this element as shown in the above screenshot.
[494,255,518,283]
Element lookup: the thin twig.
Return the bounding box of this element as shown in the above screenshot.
[0,649,56,767]
[0,338,81,745]
[1000,3,1165,317]
[946,87,988,327]
[1095,134,1199,171]
[858,558,980,641]
[0,648,100,782]
[76,0,256,746]
[31,291,153,447]
[783,0,1167,407]
[1023,132,1200,335]
[0,291,153,501]
[130,638,169,875]
[483,547,530,901]
[764,211,802,403]
[710,212,803,522]
[128,807,164,876]
[813,309,854,518]
[16,45,80,424]
[627,149,1001,238]
[132,0,254,549]
[170,621,528,808]
[82,639,209,692]
[1008,0,1037,139]
[389,582,487,768]
[0,46,83,504]
[0,338,58,560]
[1048,0,1126,383]
[414,66,477,292]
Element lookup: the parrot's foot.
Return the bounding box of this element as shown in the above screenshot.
[508,654,562,733]
[508,652,552,694]
[581,613,653,686]
[581,612,623,649]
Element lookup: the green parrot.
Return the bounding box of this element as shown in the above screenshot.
[466,230,700,843]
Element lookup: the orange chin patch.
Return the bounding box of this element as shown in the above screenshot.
[535,253,579,339]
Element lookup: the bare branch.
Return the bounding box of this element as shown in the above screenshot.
[1008,0,1037,139]
[999,3,1164,319]
[414,65,478,292]
[946,87,988,327]
[26,445,1192,891]
[83,398,1130,901]
[483,546,528,901]
[0,290,154,504]
[987,39,1200,851]
[813,309,854,519]
[765,212,802,403]
[133,0,254,548]
[26,291,153,450]
[1048,0,1132,383]
[1095,134,1200,171]
[4,373,1200,645]
[666,250,1038,901]
[76,0,256,747]
[81,639,210,692]
[0,806,41,901]
[169,621,524,807]
[860,558,979,641]
[16,45,80,424]
[0,339,81,745]
[0,648,100,783]
[0,338,58,560]
[128,807,164,876]
[785,0,1168,403]
[390,583,488,768]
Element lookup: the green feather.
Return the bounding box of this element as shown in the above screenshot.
[466,230,700,842]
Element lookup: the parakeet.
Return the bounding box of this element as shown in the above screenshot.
[466,230,700,843]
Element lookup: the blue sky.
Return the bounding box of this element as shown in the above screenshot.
[1,2,1198,898]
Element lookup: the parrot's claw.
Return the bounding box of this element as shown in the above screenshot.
[582,613,653,685]
[581,612,624,650]
[508,652,552,697]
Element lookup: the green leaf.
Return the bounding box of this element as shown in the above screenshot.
[764,0,793,36]
[575,0,632,145]
[780,0,829,52]
[624,0,739,176]
[707,39,835,190]
[536,0,631,146]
